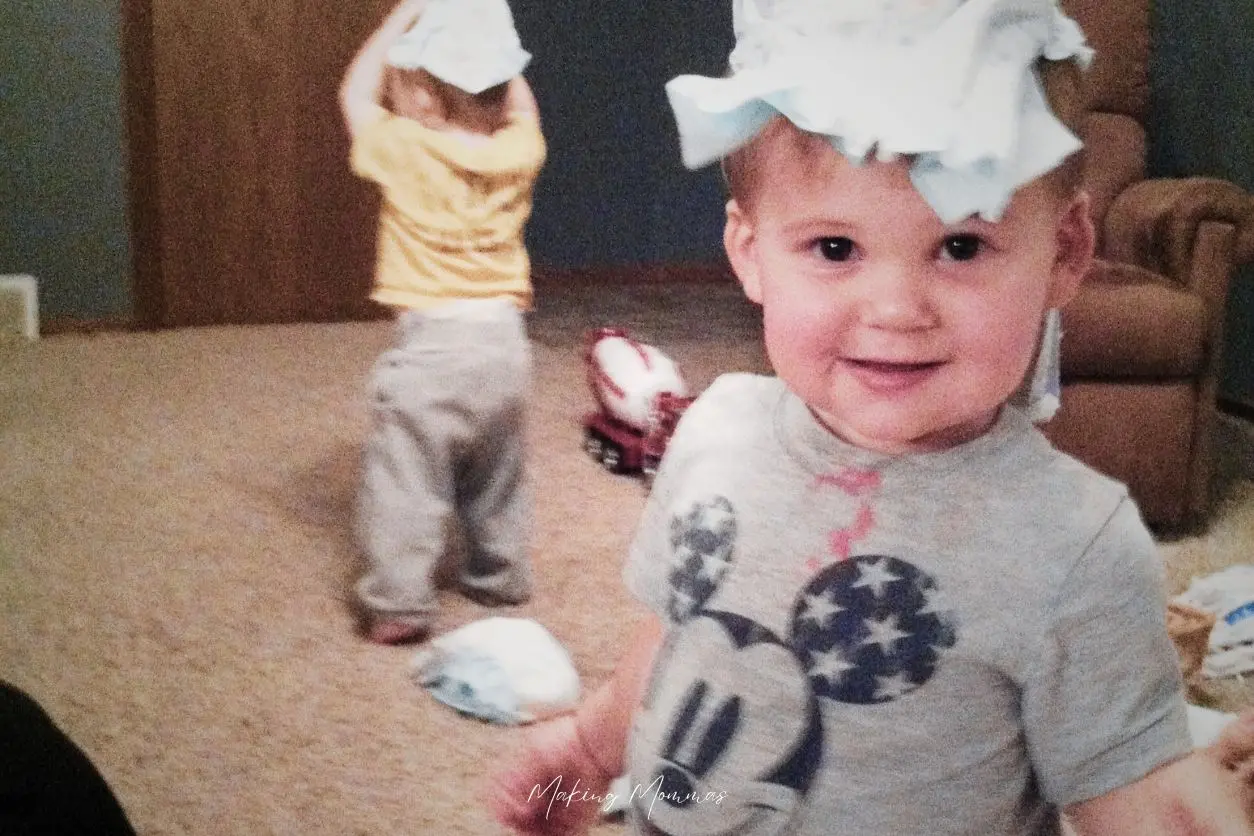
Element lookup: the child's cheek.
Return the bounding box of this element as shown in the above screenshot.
[975,317,1041,389]
[771,301,833,351]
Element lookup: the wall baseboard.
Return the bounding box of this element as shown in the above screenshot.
[37,262,735,334]
[41,315,138,335]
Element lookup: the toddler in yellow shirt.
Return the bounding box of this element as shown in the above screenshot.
[339,0,546,644]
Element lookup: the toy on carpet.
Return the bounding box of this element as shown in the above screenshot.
[581,327,695,479]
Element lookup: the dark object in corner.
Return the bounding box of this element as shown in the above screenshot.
[0,681,137,836]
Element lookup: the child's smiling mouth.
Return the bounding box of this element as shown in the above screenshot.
[844,358,945,391]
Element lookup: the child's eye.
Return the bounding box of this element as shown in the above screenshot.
[816,237,856,262]
[941,234,983,261]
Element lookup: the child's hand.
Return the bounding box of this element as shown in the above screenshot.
[1204,710,1254,823]
[340,0,431,135]
[389,0,427,25]
[489,713,615,836]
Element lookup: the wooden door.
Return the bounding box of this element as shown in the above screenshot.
[124,0,390,327]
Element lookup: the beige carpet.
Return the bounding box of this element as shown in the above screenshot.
[1,280,1250,835]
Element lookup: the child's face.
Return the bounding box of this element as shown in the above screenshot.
[725,124,1093,455]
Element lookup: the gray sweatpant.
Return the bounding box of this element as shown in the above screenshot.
[355,302,533,628]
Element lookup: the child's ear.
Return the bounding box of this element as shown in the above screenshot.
[724,199,763,304]
[1048,190,1095,309]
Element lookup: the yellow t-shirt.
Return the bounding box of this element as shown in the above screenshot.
[351,106,547,311]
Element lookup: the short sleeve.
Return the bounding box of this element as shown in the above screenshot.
[349,107,429,187]
[1021,497,1191,805]
[620,377,737,620]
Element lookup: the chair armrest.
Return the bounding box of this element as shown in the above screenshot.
[1102,177,1254,293]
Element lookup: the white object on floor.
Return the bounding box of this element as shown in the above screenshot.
[1175,564,1254,678]
[0,274,39,339]
[410,617,581,725]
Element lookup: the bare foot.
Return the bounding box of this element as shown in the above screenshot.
[367,619,427,645]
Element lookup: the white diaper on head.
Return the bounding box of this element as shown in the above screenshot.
[387,0,531,95]
[667,0,1091,422]
[667,0,1092,223]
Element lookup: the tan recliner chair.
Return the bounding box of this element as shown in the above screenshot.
[1043,0,1254,527]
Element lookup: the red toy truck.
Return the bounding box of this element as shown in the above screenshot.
[581,328,694,479]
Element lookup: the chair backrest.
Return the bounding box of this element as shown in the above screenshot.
[1060,0,1151,248]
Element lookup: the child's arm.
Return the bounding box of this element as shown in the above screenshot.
[1065,712,1254,835]
[573,613,663,776]
[490,614,664,835]
[339,0,427,138]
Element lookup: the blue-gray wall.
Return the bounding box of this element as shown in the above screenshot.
[2,0,1251,404]
[510,2,732,267]
[0,1,132,320]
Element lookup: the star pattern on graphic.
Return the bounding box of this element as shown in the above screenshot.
[667,496,737,621]
[916,586,949,617]
[862,613,909,653]
[850,558,900,597]
[873,671,916,702]
[798,590,843,629]
[791,555,958,705]
[688,497,735,539]
[670,587,696,618]
[698,550,729,583]
[808,646,857,686]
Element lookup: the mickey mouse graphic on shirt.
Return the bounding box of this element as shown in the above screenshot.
[631,494,959,835]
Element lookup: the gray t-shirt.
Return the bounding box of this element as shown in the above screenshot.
[623,374,1190,836]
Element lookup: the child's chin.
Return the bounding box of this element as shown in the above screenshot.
[843,415,985,455]
[816,415,928,454]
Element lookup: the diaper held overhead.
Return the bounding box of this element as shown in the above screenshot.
[386,0,531,95]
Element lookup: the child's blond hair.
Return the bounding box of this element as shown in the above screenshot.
[387,67,512,129]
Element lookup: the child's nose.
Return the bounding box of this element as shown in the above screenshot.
[855,265,936,332]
